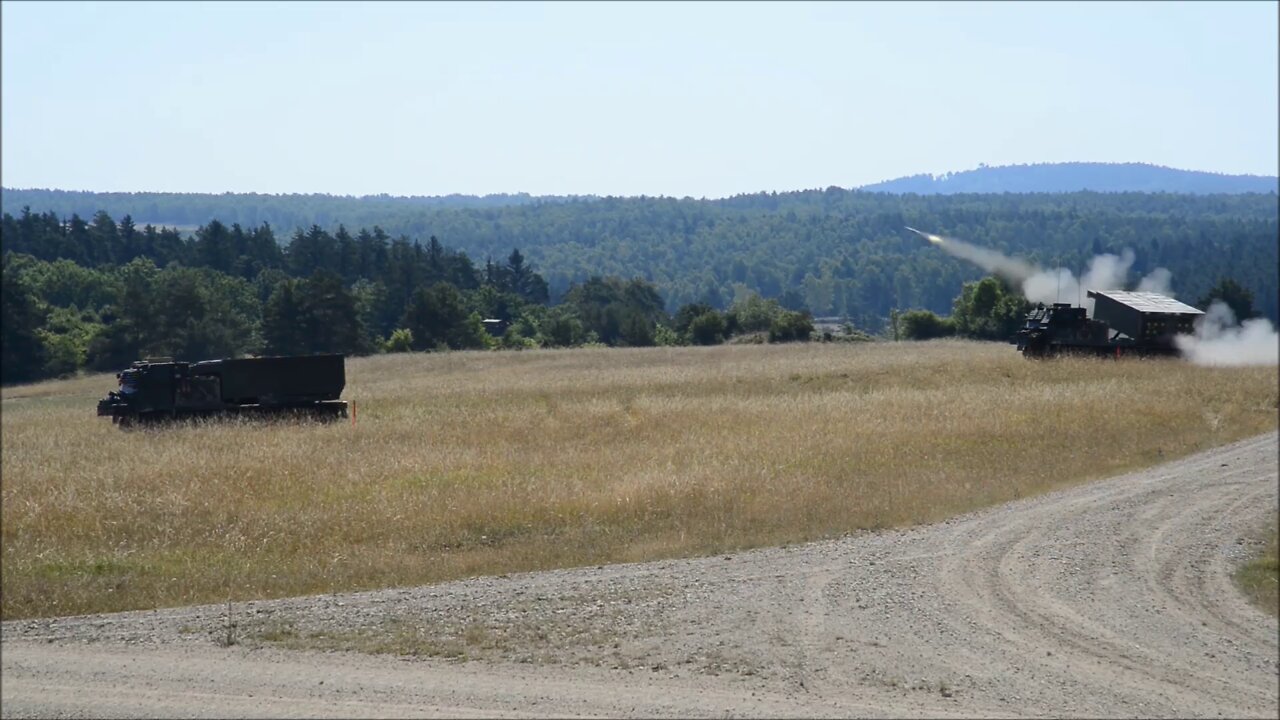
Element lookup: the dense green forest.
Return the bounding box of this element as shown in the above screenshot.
[1,210,831,385]
[2,188,1276,328]
[4,185,1278,385]
[860,162,1280,194]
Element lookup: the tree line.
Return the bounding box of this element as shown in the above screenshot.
[3,188,1275,326]
[2,197,1272,385]
[1,210,822,385]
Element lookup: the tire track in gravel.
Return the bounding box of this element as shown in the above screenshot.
[794,566,839,694]
[3,432,1277,719]
[956,487,1227,712]
[924,434,1278,716]
[1150,473,1274,647]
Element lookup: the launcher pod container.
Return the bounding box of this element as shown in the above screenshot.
[97,354,348,424]
[1015,291,1203,358]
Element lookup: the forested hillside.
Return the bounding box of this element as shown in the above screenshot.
[3,188,1274,326]
[3,188,1276,386]
[2,209,835,385]
[860,162,1279,194]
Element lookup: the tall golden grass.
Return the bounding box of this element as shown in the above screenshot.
[2,340,1276,620]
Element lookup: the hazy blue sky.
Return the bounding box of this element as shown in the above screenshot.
[2,1,1276,198]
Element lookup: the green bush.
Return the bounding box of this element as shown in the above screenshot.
[618,311,656,347]
[37,306,102,377]
[653,324,683,347]
[456,312,493,350]
[537,314,586,348]
[898,310,956,340]
[39,331,83,378]
[673,303,715,335]
[688,311,726,345]
[383,328,414,353]
[951,277,1029,340]
[768,311,814,343]
[728,294,783,334]
[500,327,539,350]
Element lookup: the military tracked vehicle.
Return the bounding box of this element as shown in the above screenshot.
[1015,290,1203,358]
[97,354,348,425]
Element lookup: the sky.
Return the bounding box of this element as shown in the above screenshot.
[2,1,1277,198]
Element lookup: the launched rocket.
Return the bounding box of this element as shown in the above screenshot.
[905,226,1037,284]
[905,226,944,245]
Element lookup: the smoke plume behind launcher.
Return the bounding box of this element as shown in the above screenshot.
[906,227,1278,366]
[1175,302,1279,366]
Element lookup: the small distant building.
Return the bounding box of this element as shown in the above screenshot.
[482,318,510,337]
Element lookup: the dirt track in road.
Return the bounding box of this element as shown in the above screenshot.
[3,432,1277,718]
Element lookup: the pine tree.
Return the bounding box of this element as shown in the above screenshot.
[1,259,48,383]
[262,279,307,356]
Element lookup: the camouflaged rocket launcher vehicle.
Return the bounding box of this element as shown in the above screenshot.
[1014,291,1203,358]
[97,354,348,425]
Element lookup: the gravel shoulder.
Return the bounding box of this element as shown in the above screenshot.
[4,432,1277,718]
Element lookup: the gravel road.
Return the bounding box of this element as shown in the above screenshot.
[3,432,1277,718]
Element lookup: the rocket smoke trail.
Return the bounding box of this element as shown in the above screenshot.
[906,226,1162,311]
[905,227,1037,285]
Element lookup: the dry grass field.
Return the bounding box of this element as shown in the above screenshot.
[2,340,1276,620]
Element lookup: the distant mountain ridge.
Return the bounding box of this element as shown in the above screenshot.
[4,163,1276,220]
[858,162,1279,195]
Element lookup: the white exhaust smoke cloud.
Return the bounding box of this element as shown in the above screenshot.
[1174,301,1279,366]
[1135,267,1173,295]
[1020,250,1149,313]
